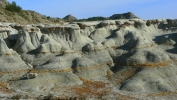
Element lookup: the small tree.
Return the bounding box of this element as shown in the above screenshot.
[46,16,50,19]
[5,1,22,12]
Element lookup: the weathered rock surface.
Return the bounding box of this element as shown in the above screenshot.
[0,19,177,99]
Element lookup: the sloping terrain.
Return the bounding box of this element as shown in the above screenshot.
[0,0,62,24]
[0,8,63,24]
[0,19,177,99]
[0,0,9,8]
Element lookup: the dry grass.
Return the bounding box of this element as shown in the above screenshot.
[5,53,11,56]
[0,82,11,93]
[106,70,113,80]
[71,77,110,98]
[39,52,47,54]
[71,77,138,99]
[112,46,117,50]
[147,91,177,97]
[114,68,137,85]
[126,60,173,67]
[0,69,28,74]
[30,69,72,73]
[64,52,69,54]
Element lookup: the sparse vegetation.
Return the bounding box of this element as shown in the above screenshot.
[78,16,107,22]
[47,16,51,19]
[126,60,172,67]
[0,82,11,93]
[71,77,109,98]
[5,1,22,12]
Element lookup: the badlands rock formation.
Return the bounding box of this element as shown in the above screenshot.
[0,19,177,99]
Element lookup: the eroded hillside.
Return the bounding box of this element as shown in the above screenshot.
[0,19,177,99]
[0,8,63,24]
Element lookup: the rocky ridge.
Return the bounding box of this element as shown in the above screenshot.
[0,18,177,99]
[63,14,78,21]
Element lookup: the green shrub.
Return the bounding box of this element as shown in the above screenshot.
[5,1,22,12]
[46,16,51,19]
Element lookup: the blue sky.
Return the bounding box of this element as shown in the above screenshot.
[7,0,177,19]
